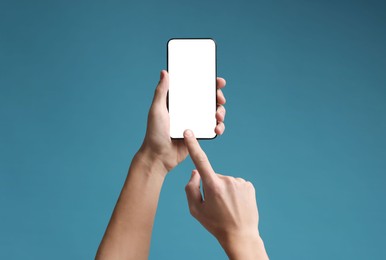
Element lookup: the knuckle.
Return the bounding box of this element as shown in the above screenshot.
[236,177,246,182]
[224,177,240,190]
[185,182,196,193]
[189,206,199,218]
[246,181,255,191]
[155,85,163,93]
[154,85,165,98]
[223,176,234,184]
[148,107,158,117]
[154,87,160,96]
[210,183,223,197]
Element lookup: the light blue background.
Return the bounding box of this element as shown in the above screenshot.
[1,0,385,259]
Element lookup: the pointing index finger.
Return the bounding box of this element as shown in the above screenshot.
[183,130,217,185]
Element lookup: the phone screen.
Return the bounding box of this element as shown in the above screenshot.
[167,38,217,139]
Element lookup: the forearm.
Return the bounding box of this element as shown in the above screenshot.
[96,147,167,260]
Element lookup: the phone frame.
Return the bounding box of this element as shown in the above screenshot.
[166,38,218,140]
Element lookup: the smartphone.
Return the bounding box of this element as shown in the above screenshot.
[167,38,217,139]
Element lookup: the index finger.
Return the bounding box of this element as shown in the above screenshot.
[183,130,217,185]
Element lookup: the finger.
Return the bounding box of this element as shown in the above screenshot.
[215,122,225,135]
[183,130,217,184]
[216,89,226,105]
[216,105,226,122]
[185,170,203,216]
[216,77,226,89]
[152,70,169,107]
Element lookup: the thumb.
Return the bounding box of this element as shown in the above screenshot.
[185,170,202,217]
[152,70,169,107]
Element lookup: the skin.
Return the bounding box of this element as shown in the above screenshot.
[96,70,268,259]
[184,130,269,260]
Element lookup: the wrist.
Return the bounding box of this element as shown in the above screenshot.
[135,145,169,178]
[218,232,268,260]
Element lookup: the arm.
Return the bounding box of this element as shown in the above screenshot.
[183,130,269,260]
[95,148,166,260]
[96,71,227,259]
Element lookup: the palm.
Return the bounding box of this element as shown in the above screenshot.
[144,100,188,171]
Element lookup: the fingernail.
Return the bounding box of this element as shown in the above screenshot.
[184,129,193,137]
[160,70,164,80]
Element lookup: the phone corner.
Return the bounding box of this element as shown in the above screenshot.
[166,38,177,47]
[208,38,217,47]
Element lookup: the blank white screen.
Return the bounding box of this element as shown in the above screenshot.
[168,39,216,139]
